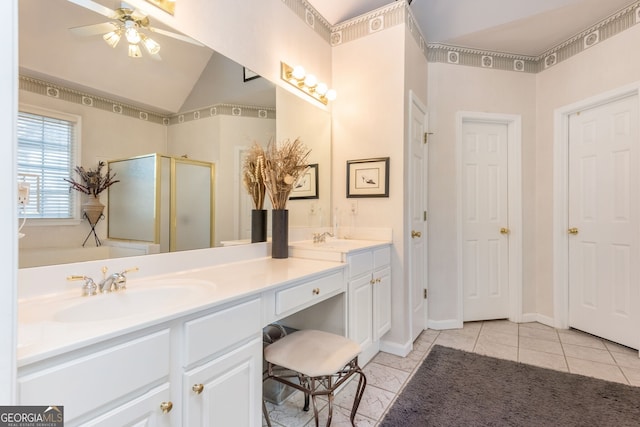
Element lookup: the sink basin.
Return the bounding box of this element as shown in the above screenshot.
[53,279,214,323]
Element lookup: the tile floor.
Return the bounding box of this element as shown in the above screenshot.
[262,320,640,426]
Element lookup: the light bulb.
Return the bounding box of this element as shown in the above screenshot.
[142,35,161,55]
[291,65,305,80]
[103,30,121,48]
[125,27,141,44]
[304,74,317,88]
[128,44,142,58]
[316,82,328,96]
[326,89,337,101]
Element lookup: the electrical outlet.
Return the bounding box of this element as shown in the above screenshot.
[18,182,30,206]
[349,200,358,215]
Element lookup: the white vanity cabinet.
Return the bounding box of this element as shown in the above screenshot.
[17,329,174,426]
[17,298,263,427]
[347,245,391,365]
[182,298,262,426]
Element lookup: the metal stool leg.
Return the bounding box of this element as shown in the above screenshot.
[262,400,272,427]
[350,367,367,426]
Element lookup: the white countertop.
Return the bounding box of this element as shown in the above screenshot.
[18,256,345,366]
[288,239,391,262]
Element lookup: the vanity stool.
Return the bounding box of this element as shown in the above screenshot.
[262,329,367,427]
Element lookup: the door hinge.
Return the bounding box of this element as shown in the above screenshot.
[423,211,428,221]
[423,289,428,299]
[423,132,433,144]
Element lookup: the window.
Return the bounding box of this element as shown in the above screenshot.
[17,107,80,220]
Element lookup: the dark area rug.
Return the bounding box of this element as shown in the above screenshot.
[379,345,640,426]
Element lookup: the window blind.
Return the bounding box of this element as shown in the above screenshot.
[17,111,77,219]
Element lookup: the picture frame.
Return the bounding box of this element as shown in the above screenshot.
[346,157,390,198]
[243,67,260,82]
[290,164,319,200]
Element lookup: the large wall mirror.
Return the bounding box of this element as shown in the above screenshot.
[18,0,331,268]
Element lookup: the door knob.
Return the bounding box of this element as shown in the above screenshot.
[500,227,510,234]
[160,401,173,414]
[568,227,579,235]
[192,383,204,394]
[411,230,422,238]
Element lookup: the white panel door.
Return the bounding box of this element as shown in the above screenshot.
[409,93,427,341]
[568,94,639,349]
[462,121,509,321]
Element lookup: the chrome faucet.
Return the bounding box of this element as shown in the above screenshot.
[98,267,139,293]
[68,267,139,296]
[312,232,334,243]
[67,275,98,297]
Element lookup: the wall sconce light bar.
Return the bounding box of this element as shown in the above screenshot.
[281,62,336,105]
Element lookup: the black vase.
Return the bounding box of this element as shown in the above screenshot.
[271,209,289,259]
[251,209,267,243]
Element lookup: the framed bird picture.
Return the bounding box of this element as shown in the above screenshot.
[290,164,319,200]
[346,157,390,198]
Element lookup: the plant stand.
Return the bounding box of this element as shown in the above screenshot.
[82,212,104,247]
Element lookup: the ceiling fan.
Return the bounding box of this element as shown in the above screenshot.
[67,0,204,59]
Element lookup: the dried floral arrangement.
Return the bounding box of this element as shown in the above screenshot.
[64,161,119,197]
[263,138,311,210]
[242,142,267,210]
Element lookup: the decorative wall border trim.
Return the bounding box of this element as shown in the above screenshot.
[281,0,331,43]
[19,75,275,125]
[289,0,640,74]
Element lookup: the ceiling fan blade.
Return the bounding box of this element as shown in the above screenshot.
[130,8,147,21]
[148,27,205,47]
[67,0,119,19]
[70,22,119,37]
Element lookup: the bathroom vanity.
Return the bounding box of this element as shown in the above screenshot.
[17,240,390,426]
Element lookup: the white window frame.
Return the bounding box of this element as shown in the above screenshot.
[18,104,82,225]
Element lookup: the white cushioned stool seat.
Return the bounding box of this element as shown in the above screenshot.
[264,329,361,377]
[262,329,367,427]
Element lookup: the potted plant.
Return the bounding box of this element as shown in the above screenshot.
[64,161,119,226]
[263,138,311,258]
[242,142,268,243]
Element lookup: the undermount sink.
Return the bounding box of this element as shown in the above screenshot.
[53,279,215,323]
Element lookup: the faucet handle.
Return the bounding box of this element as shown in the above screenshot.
[115,267,139,291]
[67,275,98,297]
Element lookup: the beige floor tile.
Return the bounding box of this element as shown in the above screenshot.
[604,340,638,355]
[480,319,519,335]
[558,329,607,349]
[620,365,640,387]
[477,329,518,347]
[562,343,616,365]
[610,350,640,369]
[474,339,518,361]
[264,390,318,427]
[566,357,628,384]
[518,347,568,372]
[362,362,410,393]
[433,333,476,352]
[519,322,556,331]
[333,381,395,422]
[519,325,560,342]
[371,351,421,373]
[518,335,564,355]
[305,404,377,427]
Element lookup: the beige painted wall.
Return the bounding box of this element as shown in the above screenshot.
[535,23,640,319]
[426,63,537,323]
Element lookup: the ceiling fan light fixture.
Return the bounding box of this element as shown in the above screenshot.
[103,29,122,48]
[128,44,142,58]
[141,34,161,55]
[125,27,141,44]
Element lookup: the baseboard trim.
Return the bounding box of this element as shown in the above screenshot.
[380,338,412,357]
[427,319,463,330]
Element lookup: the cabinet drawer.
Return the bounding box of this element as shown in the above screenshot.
[374,246,391,269]
[184,298,261,366]
[275,271,344,315]
[348,251,373,279]
[18,330,170,423]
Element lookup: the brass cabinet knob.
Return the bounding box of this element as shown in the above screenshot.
[411,230,422,238]
[312,288,320,295]
[500,227,510,234]
[160,401,173,414]
[370,279,375,285]
[568,227,579,235]
[192,383,204,394]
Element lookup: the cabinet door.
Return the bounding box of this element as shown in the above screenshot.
[85,384,172,427]
[184,337,262,427]
[374,266,392,340]
[348,274,374,352]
